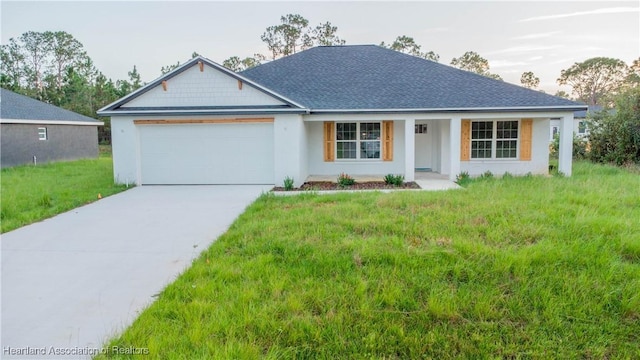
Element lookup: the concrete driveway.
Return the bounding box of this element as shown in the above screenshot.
[1,185,271,359]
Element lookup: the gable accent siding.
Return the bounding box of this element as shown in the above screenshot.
[382,120,394,161]
[520,118,533,161]
[121,65,286,108]
[133,118,274,125]
[460,119,471,161]
[323,121,335,162]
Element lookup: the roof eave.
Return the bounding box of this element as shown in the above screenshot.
[308,105,588,115]
[0,118,103,126]
[97,108,310,117]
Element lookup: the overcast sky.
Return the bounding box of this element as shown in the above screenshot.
[1,1,638,94]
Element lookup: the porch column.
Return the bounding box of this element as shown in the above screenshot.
[558,113,574,176]
[405,118,415,181]
[449,116,462,181]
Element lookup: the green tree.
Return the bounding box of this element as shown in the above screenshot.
[50,31,87,90]
[128,65,142,89]
[260,14,346,60]
[19,31,54,98]
[451,51,501,80]
[0,39,25,90]
[222,54,266,72]
[312,22,345,46]
[116,65,143,97]
[160,61,180,75]
[1,30,93,102]
[588,87,640,164]
[554,90,571,99]
[160,53,202,75]
[93,72,119,143]
[557,57,628,106]
[261,14,312,59]
[520,71,540,89]
[626,57,640,87]
[380,35,439,62]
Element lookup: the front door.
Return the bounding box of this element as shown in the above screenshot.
[414,123,432,170]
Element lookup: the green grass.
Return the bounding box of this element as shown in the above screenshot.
[1,157,129,233]
[99,161,640,359]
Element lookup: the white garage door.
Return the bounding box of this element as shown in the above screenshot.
[138,123,274,184]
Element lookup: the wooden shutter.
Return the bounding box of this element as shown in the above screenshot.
[323,121,335,162]
[460,119,471,161]
[382,121,394,161]
[520,119,533,161]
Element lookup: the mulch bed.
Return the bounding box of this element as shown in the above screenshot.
[273,181,421,191]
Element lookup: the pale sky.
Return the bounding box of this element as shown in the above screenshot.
[1,1,638,94]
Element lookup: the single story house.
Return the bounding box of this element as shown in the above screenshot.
[1,88,103,168]
[98,45,586,186]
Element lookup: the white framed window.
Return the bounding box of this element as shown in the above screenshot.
[551,126,559,140]
[471,120,519,159]
[336,122,381,160]
[38,127,48,141]
[578,121,587,134]
[415,124,428,134]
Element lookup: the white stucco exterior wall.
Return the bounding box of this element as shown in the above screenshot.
[558,114,574,176]
[110,116,140,185]
[439,120,451,176]
[121,65,285,108]
[404,119,415,181]
[305,120,406,177]
[273,114,307,187]
[460,118,550,176]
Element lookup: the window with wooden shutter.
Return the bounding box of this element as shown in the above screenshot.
[520,119,533,161]
[460,120,471,161]
[382,121,393,161]
[323,121,335,162]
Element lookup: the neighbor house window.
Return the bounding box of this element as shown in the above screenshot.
[336,122,381,159]
[578,121,587,134]
[38,127,48,141]
[551,126,559,140]
[471,120,518,159]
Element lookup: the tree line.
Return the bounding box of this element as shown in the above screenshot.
[1,31,144,143]
[2,14,639,151]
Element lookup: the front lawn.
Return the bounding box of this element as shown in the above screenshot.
[100,162,640,359]
[1,157,129,233]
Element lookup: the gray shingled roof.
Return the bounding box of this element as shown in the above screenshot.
[1,88,101,123]
[241,45,585,111]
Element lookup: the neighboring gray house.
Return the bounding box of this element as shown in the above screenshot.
[1,88,103,168]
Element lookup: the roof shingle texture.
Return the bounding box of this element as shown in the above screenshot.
[241,45,582,110]
[1,88,100,122]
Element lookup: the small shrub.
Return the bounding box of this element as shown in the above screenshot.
[337,173,355,186]
[480,170,494,179]
[502,172,513,179]
[550,133,589,160]
[283,176,295,191]
[455,171,471,186]
[383,174,404,186]
[588,87,640,165]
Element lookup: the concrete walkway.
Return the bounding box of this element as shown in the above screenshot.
[1,185,271,359]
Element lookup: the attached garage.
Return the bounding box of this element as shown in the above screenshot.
[136,119,274,184]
